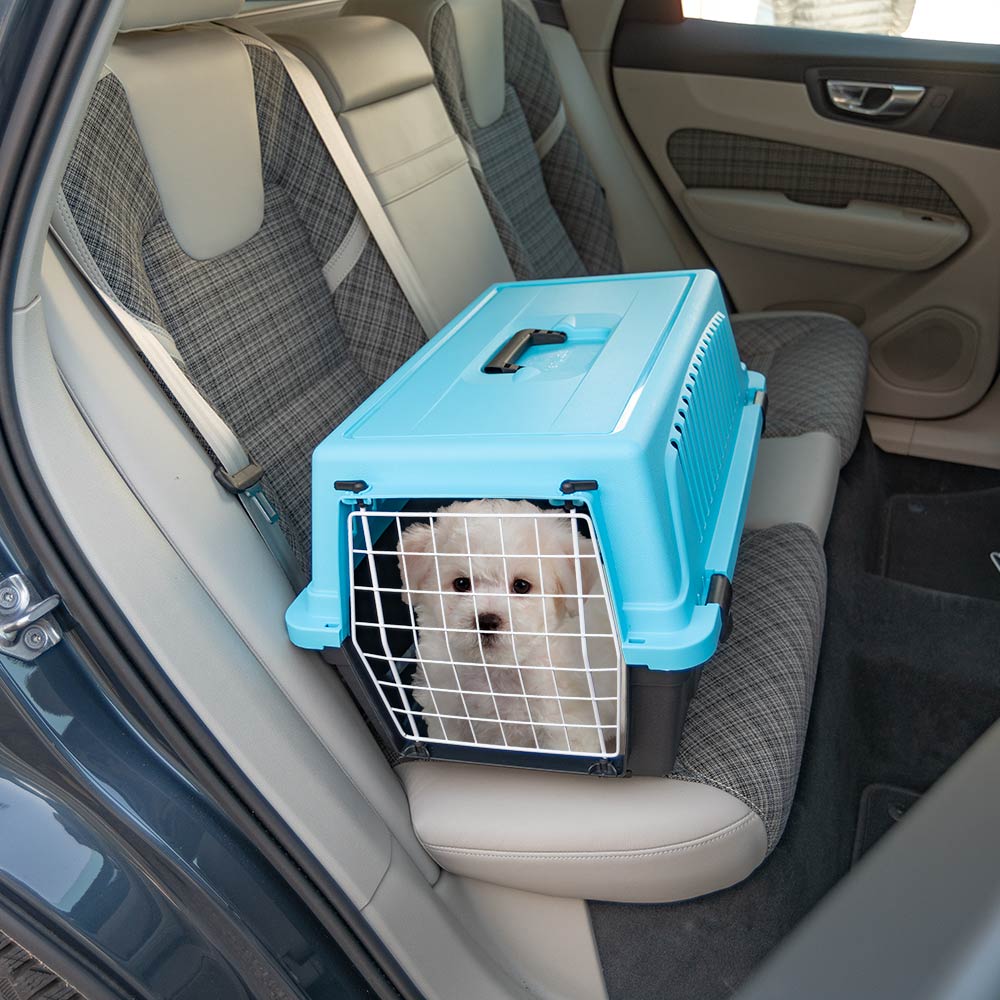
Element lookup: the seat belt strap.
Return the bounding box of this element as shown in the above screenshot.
[226,22,443,339]
[49,228,306,592]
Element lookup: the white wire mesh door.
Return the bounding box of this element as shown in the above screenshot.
[348,503,624,759]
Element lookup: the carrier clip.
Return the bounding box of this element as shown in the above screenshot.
[560,479,599,495]
[707,574,734,642]
[588,760,620,777]
[334,480,369,494]
[402,742,432,761]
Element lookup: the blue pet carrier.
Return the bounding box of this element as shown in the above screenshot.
[287,271,765,776]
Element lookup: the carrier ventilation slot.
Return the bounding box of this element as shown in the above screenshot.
[670,312,745,541]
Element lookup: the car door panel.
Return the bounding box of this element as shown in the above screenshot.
[611,7,1000,423]
[616,15,1000,146]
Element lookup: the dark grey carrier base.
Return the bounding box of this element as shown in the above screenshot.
[321,641,701,778]
[628,665,702,777]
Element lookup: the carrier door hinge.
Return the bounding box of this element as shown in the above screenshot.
[707,573,734,643]
[0,574,62,661]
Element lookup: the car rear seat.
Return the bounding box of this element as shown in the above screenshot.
[50,0,825,903]
[345,0,870,471]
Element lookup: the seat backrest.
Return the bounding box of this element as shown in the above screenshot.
[56,10,428,573]
[345,0,624,281]
[267,14,516,325]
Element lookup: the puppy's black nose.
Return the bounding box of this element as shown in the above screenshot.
[477,612,502,632]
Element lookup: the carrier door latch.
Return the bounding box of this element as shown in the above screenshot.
[0,573,62,662]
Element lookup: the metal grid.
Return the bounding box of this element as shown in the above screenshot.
[348,506,624,758]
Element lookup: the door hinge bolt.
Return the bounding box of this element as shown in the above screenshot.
[22,626,49,652]
[0,574,61,661]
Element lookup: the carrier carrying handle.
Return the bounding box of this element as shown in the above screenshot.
[483,328,567,374]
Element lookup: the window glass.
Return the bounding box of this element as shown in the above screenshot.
[680,0,1000,45]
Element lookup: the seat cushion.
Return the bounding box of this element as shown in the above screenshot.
[733,311,869,466]
[397,522,826,902]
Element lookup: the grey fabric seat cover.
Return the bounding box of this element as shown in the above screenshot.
[61,41,426,573]
[424,0,868,465]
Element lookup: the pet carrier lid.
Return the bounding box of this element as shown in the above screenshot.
[341,272,706,442]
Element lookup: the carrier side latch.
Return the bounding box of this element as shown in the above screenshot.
[560,479,598,495]
[0,573,62,661]
[707,574,734,643]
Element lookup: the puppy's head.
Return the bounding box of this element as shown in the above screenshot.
[397,500,600,663]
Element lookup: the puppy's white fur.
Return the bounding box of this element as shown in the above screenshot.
[397,499,618,753]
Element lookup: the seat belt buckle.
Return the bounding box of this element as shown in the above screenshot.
[244,483,280,526]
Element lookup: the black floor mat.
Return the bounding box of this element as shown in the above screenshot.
[852,783,920,863]
[590,438,1000,1000]
[882,488,1000,600]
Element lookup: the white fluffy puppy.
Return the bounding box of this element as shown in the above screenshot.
[397,499,618,754]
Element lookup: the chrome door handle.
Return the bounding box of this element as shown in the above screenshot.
[826,80,926,118]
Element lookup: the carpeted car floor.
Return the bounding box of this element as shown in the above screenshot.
[590,433,1000,999]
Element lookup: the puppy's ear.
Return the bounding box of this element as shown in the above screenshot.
[397,521,435,605]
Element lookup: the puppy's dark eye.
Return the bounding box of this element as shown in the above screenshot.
[511,578,532,595]
[452,577,471,593]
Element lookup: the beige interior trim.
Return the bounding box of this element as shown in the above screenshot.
[869,374,1000,469]
[118,0,241,31]
[358,853,538,1000]
[342,93,467,205]
[277,15,434,112]
[745,432,839,541]
[436,875,609,1000]
[614,66,1000,422]
[447,0,506,128]
[339,0,442,49]
[684,189,969,271]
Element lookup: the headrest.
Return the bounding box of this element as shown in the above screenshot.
[343,0,507,129]
[119,0,243,32]
[276,17,435,113]
[445,0,505,128]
